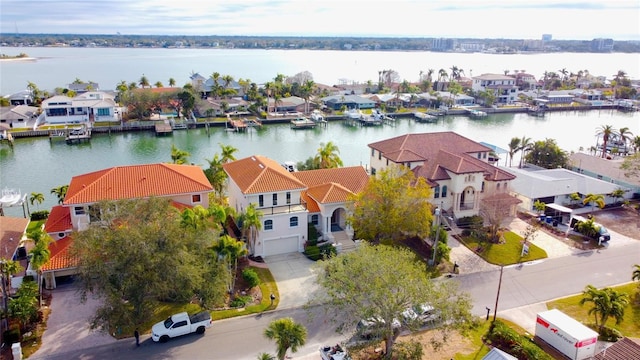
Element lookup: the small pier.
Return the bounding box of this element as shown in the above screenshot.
[0,130,14,147]
[290,117,317,129]
[413,112,437,123]
[155,121,173,136]
[227,119,248,132]
[466,108,488,118]
[65,126,92,144]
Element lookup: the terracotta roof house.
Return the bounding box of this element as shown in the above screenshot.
[40,163,213,288]
[223,155,369,256]
[368,131,516,219]
[592,337,640,360]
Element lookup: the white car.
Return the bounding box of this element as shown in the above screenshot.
[356,317,401,339]
[401,304,440,325]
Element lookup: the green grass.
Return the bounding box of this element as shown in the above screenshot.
[27,220,46,233]
[453,320,492,360]
[458,231,548,265]
[546,283,640,337]
[210,266,279,320]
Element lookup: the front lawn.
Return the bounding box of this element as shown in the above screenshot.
[546,283,640,337]
[457,231,548,265]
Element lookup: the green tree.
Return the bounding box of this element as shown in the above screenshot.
[580,285,630,330]
[176,90,195,119]
[219,144,238,163]
[8,280,39,334]
[263,317,307,360]
[72,198,228,332]
[28,227,52,306]
[582,193,605,213]
[525,138,568,169]
[314,141,343,169]
[632,264,640,282]
[569,192,581,206]
[139,75,150,89]
[507,137,521,167]
[313,243,474,357]
[29,192,45,210]
[257,353,275,360]
[348,165,433,244]
[237,203,263,255]
[50,184,69,204]
[596,125,616,158]
[212,235,247,294]
[168,78,176,87]
[518,136,533,168]
[170,144,190,164]
[609,188,625,204]
[533,199,546,214]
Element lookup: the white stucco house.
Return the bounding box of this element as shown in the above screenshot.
[472,74,518,104]
[41,91,119,125]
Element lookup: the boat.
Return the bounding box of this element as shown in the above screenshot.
[310,110,326,123]
[320,344,350,360]
[290,117,316,129]
[345,108,363,120]
[0,188,22,207]
[360,115,383,126]
[413,112,437,123]
[467,109,487,118]
[281,161,298,172]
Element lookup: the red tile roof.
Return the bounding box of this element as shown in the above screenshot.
[223,155,306,194]
[292,166,369,194]
[593,337,640,360]
[369,132,514,183]
[306,182,353,204]
[42,236,77,272]
[64,163,212,205]
[44,205,73,233]
[300,191,320,213]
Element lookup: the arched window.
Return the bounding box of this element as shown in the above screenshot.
[290,216,298,227]
[497,183,501,190]
[264,219,273,230]
[441,185,447,198]
[434,186,440,198]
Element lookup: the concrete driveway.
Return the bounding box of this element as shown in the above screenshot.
[264,252,318,310]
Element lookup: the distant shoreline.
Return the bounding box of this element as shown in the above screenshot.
[0,57,37,62]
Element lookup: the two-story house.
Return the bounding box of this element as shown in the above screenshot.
[368,132,516,220]
[472,74,518,104]
[41,163,213,289]
[223,155,369,257]
[41,91,118,125]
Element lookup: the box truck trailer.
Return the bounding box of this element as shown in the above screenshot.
[535,309,598,360]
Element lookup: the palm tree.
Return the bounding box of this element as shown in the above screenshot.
[257,353,275,360]
[212,235,247,293]
[170,144,190,164]
[300,80,315,114]
[632,264,640,282]
[29,192,44,210]
[210,72,222,99]
[238,204,263,255]
[507,137,521,167]
[518,136,532,168]
[50,185,69,204]
[580,285,629,330]
[596,124,616,158]
[263,317,307,360]
[27,228,52,307]
[168,78,176,87]
[154,81,163,88]
[582,193,605,213]
[617,127,634,154]
[314,142,343,169]
[139,75,150,89]
[219,144,238,163]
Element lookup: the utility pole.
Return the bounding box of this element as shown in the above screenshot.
[429,202,443,266]
[493,265,504,322]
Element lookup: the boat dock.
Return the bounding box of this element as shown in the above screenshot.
[413,112,437,123]
[0,130,14,147]
[155,121,173,135]
[65,126,92,143]
[227,119,248,132]
[290,117,317,129]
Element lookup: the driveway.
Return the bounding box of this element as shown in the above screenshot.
[263,252,318,309]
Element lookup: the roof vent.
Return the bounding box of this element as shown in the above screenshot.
[258,164,264,169]
[251,156,256,161]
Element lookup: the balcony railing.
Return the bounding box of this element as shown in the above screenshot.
[259,203,307,215]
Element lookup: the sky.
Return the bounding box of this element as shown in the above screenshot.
[1,0,639,40]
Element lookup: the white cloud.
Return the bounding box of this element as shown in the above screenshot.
[1,0,638,39]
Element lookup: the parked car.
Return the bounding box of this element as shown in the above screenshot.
[151,311,212,343]
[570,215,611,242]
[401,304,440,326]
[320,343,350,360]
[356,317,401,339]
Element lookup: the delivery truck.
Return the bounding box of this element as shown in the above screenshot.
[535,309,598,360]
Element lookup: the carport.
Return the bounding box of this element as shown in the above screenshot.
[544,203,573,225]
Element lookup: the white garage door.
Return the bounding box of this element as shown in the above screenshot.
[264,236,299,256]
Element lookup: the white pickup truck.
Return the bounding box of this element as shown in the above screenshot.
[151,311,212,343]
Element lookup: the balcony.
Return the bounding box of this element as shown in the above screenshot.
[259,203,307,215]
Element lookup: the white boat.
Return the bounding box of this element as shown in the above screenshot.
[290,117,317,129]
[345,108,363,120]
[320,344,350,360]
[310,110,326,122]
[281,161,297,172]
[0,188,22,207]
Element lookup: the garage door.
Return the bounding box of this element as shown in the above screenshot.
[263,236,299,256]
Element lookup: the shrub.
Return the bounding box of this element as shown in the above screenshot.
[3,325,20,344]
[307,225,319,245]
[486,320,552,360]
[30,210,49,221]
[318,243,337,259]
[457,215,483,229]
[461,229,472,236]
[229,295,253,308]
[599,326,622,342]
[242,268,260,288]
[304,245,321,260]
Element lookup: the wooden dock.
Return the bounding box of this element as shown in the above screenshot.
[228,119,248,132]
[155,121,173,135]
[65,128,92,144]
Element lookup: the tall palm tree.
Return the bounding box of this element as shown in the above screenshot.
[27,228,52,307]
[300,80,315,114]
[211,235,247,293]
[29,192,44,210]
[596,125,616,158]
[50,185,69,204]
[168,78,176,87]
[580,285,629,330]
[314,142,343,169]
[518,136,532,168]
[507,137,521,167]
[138,75,150,89]
[205,154,227,197]
[617,127,634,154]
[263,317,307,360]
[219,144,238,163]
[238,204,263,255]
[582,193,605,213]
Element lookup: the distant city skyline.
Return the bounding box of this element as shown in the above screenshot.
[1,0,639,40]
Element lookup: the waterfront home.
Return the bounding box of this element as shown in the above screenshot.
[0,105,39,129]
[0,216,30,289]
[435,91,476,106]
[568,152,640,195]
[223,155,369,256]
[471,74,518,104]
[189,72,243,99]
[505,166,627,213]
[6,90,34,105]
[268,96,306,114]
[368,132,517,220]
[321,94,376,111]
[514,72,538,91]
[41,91,118,125]
[204,97,251,116]
[41,163,213,288]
